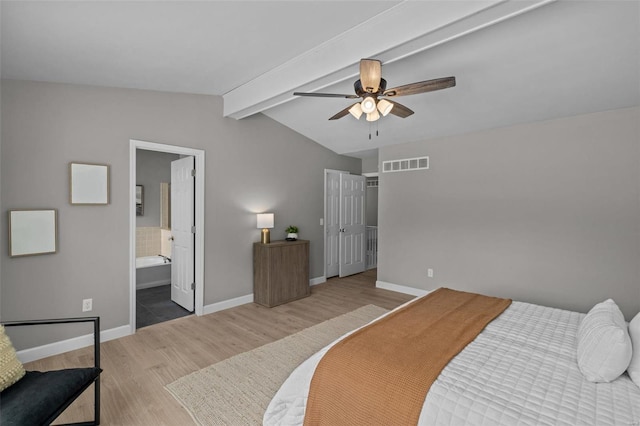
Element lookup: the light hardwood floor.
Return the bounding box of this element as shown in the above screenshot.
[26,269,413,425]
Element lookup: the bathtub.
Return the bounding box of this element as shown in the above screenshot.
[136,255,171,289]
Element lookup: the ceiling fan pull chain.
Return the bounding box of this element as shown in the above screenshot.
[369,121,372,140]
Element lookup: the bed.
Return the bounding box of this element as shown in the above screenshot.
[264,288,640,425]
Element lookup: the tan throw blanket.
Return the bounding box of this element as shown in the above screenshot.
[303,288,512,426]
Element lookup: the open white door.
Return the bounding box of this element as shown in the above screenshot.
[171,156,195,311]
[339,174,366,277]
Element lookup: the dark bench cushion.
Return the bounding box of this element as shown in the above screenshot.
[0,367,102,426]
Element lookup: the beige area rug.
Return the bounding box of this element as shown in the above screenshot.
[166,304,388,426]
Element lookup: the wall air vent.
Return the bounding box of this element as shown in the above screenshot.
[382,156,429,173]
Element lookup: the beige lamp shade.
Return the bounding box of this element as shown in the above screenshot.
[366,109,380,122]
[360,97,377,114]
[349,103,363,120]
[257,213,274,229]
[377,98,394,116]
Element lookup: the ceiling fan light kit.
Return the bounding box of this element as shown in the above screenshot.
[348,103,363,120]
[366,109,380,122]
[361,96,377,114]
[294,58,456,124]
[376,98,394,116]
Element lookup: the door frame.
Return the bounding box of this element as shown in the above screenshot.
[129,139,205,333]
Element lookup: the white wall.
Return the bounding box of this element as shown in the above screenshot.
[378,107,640,319]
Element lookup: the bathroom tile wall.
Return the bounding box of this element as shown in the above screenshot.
[160,229,172,259]
[136,227,173,258]
[136,227,161,257]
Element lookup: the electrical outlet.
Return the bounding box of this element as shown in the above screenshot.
[427,268,434,278]
[82,298,93,312]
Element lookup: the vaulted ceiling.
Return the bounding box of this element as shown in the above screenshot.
[2,1,638,157]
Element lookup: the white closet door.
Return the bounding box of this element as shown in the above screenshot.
[325,170,342,278]
[339,174,366,277]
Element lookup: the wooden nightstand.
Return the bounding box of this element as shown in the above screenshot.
[253,239,310,307]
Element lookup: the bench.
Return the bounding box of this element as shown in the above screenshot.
[0,317,102,426]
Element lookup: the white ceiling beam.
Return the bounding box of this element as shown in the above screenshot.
[223,0,555,119]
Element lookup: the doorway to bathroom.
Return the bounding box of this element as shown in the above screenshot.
[135,150,188,328]
[129,140,205,333]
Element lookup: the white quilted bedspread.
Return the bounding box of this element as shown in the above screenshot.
[264,301,640,426]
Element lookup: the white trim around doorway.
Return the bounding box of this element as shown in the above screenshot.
[129,139,206,334]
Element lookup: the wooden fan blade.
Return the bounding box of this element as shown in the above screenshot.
[387,100,414,118]
[294,92,359,99]
[383,76,456,97]
[360,59,382,94]
[329,103,359,120]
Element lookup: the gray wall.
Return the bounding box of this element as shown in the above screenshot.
[363,154,379,226]
[366,180,378,227]
[0,77,2,319]
[378,107,640,320]
[136,150,179,227]
[0,80,360,349]
[0,77,3,321]
[362,155,379,174]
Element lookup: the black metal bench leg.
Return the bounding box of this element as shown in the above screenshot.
[95,376,100,425]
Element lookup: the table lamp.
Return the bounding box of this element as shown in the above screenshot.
[257,213,274,244]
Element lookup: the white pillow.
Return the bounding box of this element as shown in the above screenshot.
[627,312,640,387]
[576,299,632,382]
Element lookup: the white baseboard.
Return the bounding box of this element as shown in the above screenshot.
[18,280,328,363]
[309,276,326,286]
[376,280,430,297]
[136,279,171,290]
[16,325,131,364]
[202,293,254,315]
[17,292,255,362]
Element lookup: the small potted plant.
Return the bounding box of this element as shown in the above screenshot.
[285,225,299,241]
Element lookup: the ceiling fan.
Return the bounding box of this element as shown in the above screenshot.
[293,58,456,122]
